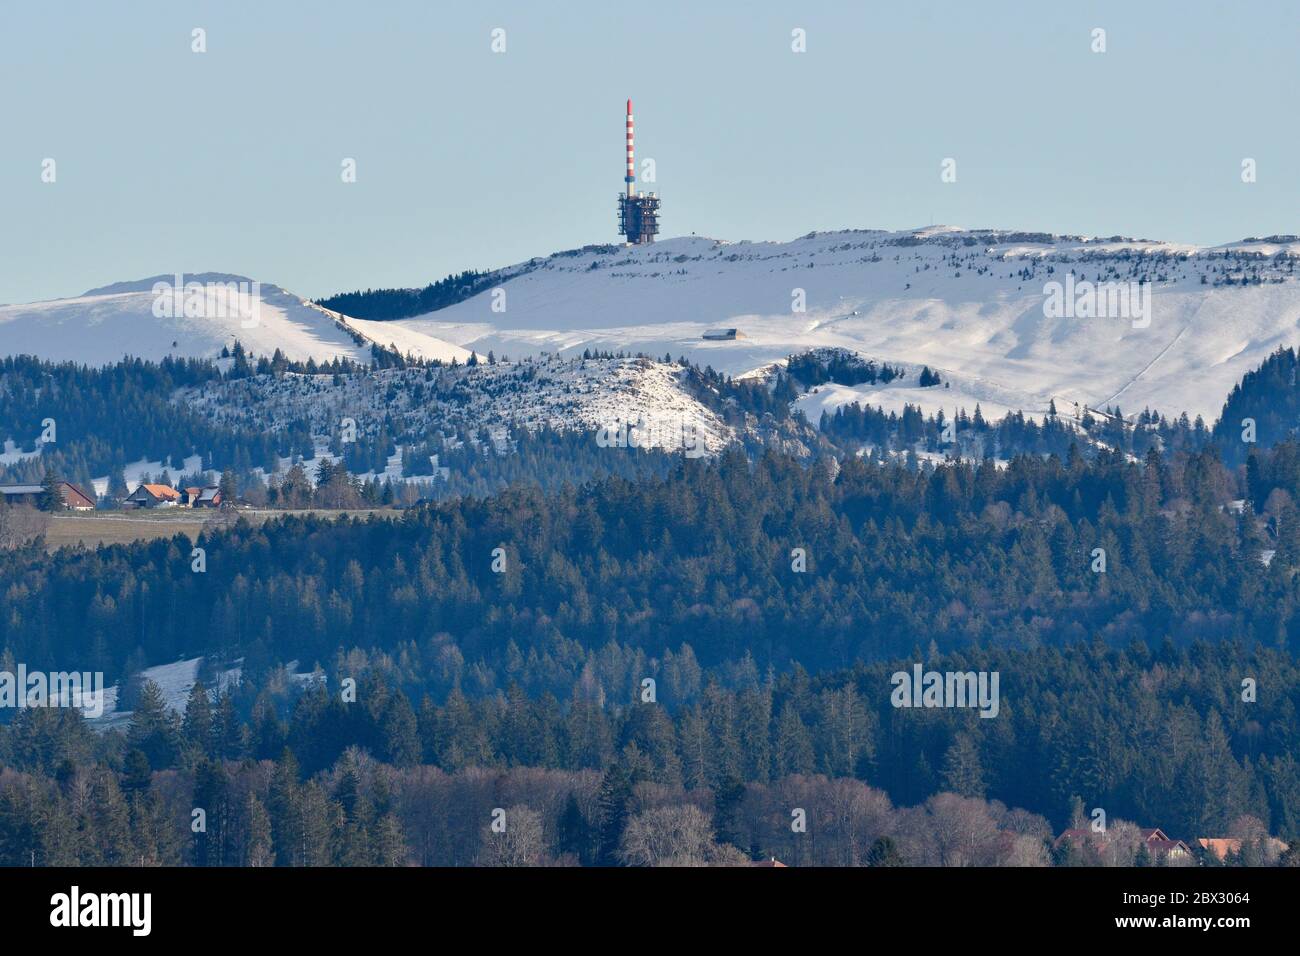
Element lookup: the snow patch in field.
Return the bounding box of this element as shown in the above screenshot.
[0,439,41,465]
[87,656,240,730]
[91,454,204,497]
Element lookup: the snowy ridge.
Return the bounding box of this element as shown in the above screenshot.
[385,226,1300,422]
[0,273,468,367]
[9,225,1300,425]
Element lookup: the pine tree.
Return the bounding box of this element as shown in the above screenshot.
[595,766,633,867]
[218,469,238,506]
[108,465,129,501]
[182,680,213,760]
[940,733,986,798]
[268,750,303,867]
[127,680,180,769]
[374,813,408,866]
[712,776,746,850]
[38,470,64,512]
[39,801,81,866]
[251,694,287,760]
[298,782,337,867]
[89,770,134,866]
[774,702,815,777]
[213,691,246,760]
[121,749,152,796]
[192,759,232,866]
[557,793,591,864]
[865,835,905,866]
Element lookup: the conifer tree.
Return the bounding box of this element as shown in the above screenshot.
[127,681,180,769]
[940,733,986,798]
[182,680,213,760]
[595,766,634,867]
[38,470,64,512]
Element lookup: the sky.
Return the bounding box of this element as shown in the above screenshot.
[3,0,1298,304]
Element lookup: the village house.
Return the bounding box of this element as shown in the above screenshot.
[1140,828,1193,862]
[1197,836,1289,863]
[125,483,182,508]
[182,486,222,508]
[1053,826,1193,864]
[0,480,95,511]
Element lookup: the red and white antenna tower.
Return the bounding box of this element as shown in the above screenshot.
[625,99,636,197]
[617,98,659,244]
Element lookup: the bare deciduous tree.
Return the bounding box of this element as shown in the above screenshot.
[478,804,547,867]
[620,804,719,867]
[0,502,49,551]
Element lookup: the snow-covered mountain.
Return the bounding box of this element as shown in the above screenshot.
[384,227,1300,422]
[9,226,1300,426]
[0,273,470,366]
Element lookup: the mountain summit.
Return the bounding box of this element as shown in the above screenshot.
[9,227,1300,421]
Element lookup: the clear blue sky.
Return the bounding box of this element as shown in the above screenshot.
[3,0,1297,303]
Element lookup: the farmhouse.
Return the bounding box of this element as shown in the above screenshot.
[0,484,43,507]
[0,480,95,511]
[1053,826,1193,863]
[1140,828,1193,862]
[182,486,222,508]
[125,483,182,508]
[1197,836,1289,863]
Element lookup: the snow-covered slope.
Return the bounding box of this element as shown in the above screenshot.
[389,228,1300,421]
[12,226,1300,422]
[178,355,744,458]
[0,273,469,366]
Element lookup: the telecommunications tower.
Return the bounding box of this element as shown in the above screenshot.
[617,99,660,244]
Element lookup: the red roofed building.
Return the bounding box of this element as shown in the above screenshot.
[125,483,182,508]
[182,486,222,508]
[0,480,95,511]
[1140,829,1193,862]
[1054,826,1192,863]
[1198,836,1289,862]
